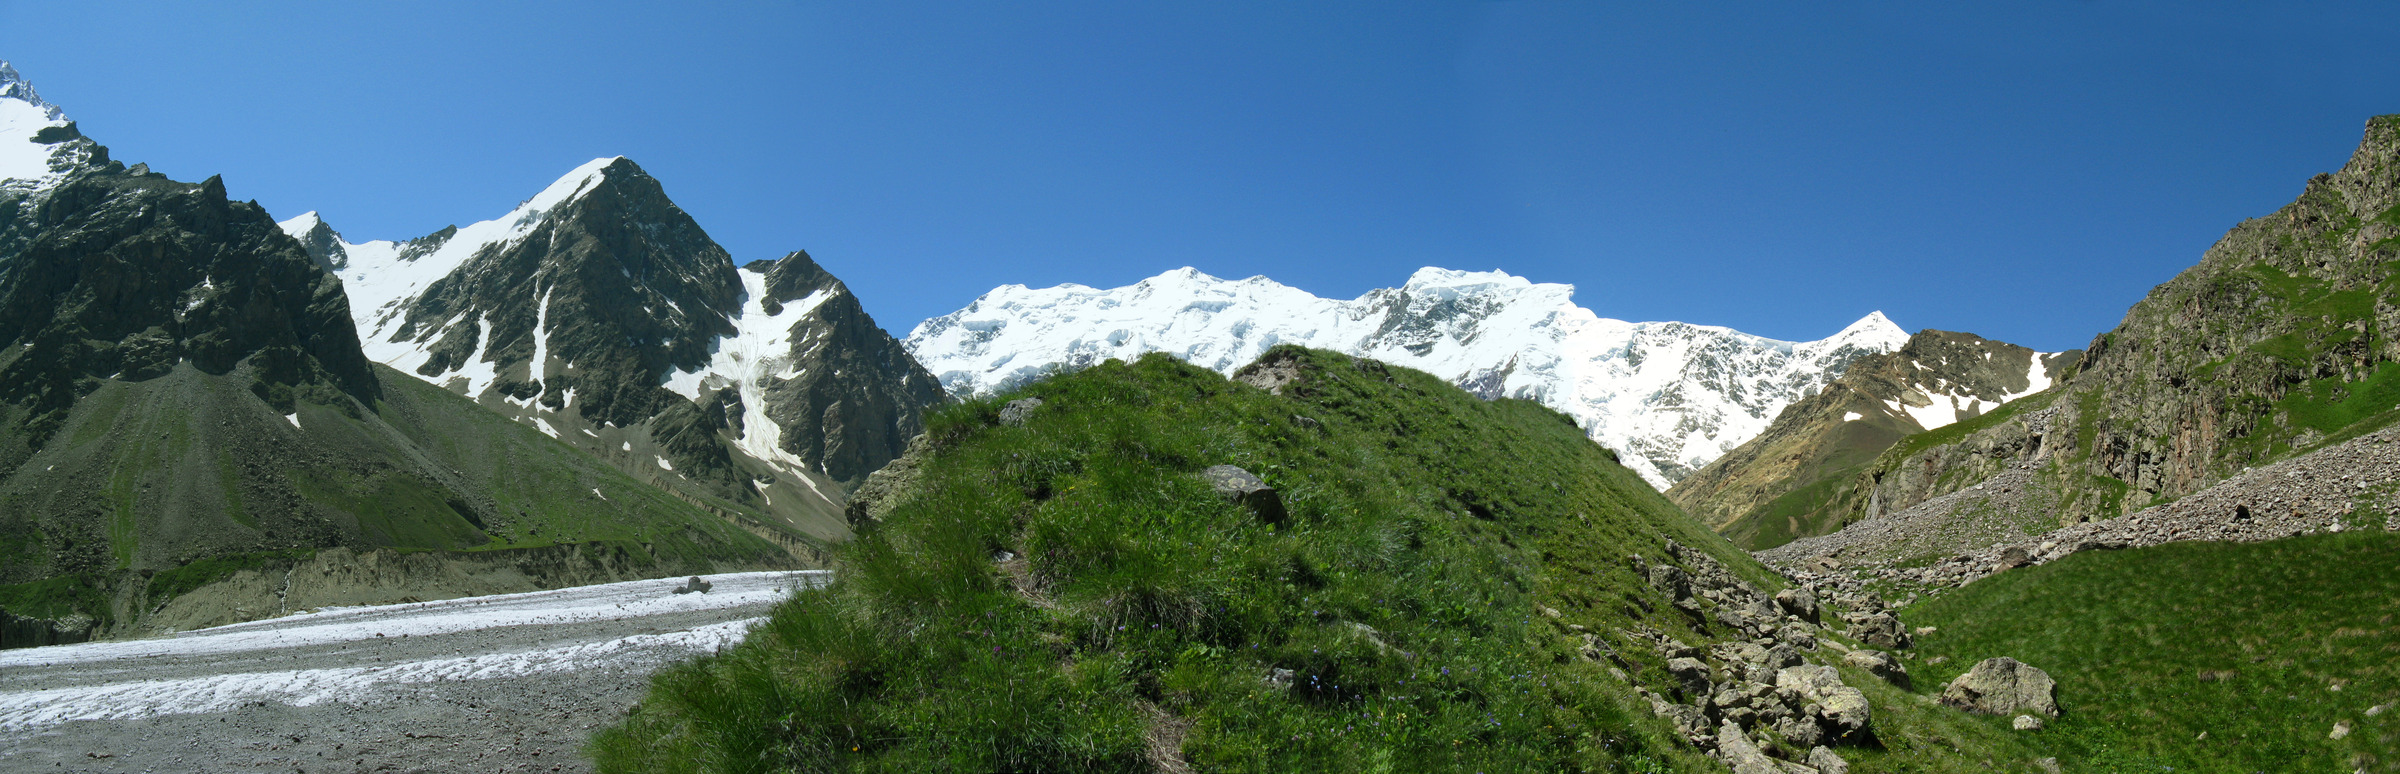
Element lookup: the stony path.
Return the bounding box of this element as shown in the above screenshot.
[0,571,826,773]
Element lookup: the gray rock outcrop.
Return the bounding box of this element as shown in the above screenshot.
[998,397,1044,426]
[1842,649,1910,689]
[1202,465,1286,524]
[1940,657,2058,717]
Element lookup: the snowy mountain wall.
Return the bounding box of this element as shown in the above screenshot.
[907,267,1908,488]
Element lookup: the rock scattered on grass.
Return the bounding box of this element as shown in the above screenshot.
[998,397,1044,426]
[1940,657,2058,717]
[1201,464,1285,524]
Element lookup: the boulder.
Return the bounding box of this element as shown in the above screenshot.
[1648,565,1694,601]
[1231,352,1306,395]
[1773,711,1824,749]
[1201,465,1286,524]
[1651,700,1710,742]
[1666,657,1714,699]
[1775,587,1820,623]
[1714,722,1783,774]
[1842,649,1911,689]
[1939,657,2058,717]
[1777,665,1873,745]
[2013,714,2044,731]
[1845,612,1911,650]
[671,576,712,594]
[998,397,1044,426]
[1807,746,1849,774]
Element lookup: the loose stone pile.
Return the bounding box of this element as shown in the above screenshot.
[1617,540,1914,773]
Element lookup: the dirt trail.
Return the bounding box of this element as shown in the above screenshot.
[0,571,825,773]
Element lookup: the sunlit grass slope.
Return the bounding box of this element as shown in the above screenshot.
[592,348,1794,772]
[1907,532,2400,772]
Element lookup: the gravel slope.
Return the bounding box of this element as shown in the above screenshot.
[0,570,825,773]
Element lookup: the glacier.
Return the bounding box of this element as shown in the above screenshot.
[907,267,1909,489]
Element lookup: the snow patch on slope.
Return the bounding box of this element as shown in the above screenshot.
[0,61,78,190]
[1883,353,2065,432]
[909,267,1909,488]
[276,157,620,382]
[662,267,836,481]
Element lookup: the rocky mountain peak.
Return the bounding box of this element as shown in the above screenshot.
[0,61,65,121]
[1831,310,1905,344]
[280,211,349,271]
[0,62,97,190]
[290,159,947,541]
[753,249,841,312]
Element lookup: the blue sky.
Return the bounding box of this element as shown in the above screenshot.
[4,2,2397,350]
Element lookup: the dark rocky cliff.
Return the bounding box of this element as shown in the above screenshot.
[747,251,946,484]
[1821,115,2400,533]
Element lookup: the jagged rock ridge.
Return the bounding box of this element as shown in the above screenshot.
[0,63,793,643]
[283,162,944,541]
[907,267,1907,488]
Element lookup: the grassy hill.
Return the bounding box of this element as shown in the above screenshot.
[1906,532,2400,772]
[590,348,2049,773]
[0,362,803,638]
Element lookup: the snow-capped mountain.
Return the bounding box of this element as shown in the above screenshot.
[282,160,944,541]
[907,267,1909,488]
[1,61,107,195]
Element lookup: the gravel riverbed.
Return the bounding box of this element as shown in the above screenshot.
[0,570,825,773]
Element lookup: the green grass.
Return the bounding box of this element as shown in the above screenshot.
[0,574,113,624]
[142,548,315,608]
[1907,532,2400,772]
[590,349,1755,773]
[2280,361,2400,440]
[592,349,2054,773]
[1737,464,1862,550]
[288,467,492,550]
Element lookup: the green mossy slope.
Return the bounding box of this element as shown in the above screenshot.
[593,349,2045,773]
[1907,532,2400,772]
[594,349,1743,772]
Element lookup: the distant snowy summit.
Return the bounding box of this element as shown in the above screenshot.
[907,267,1908,488]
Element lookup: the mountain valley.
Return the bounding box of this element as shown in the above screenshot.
[2,50,2399,774]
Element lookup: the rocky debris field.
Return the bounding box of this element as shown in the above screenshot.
[0,571,824,773]
[1760,422,2400,602]
[1614,539,1929,774]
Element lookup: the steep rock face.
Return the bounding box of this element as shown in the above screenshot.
[0,140,374,475]
[1803,115,2400,540]
[1669,330,2078,548]
[287,166,944,541]
[725,252,944,484]
[908,267,1907,488]
[0,65,794,642]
